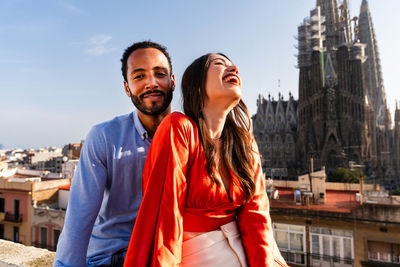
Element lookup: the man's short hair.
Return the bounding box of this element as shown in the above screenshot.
[121,41,173,82]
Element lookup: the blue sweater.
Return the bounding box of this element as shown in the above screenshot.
[54,110,151,267]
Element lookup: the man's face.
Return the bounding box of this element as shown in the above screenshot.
[124,48,175,116]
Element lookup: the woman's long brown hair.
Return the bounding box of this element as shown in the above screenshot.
[181,53,256,202]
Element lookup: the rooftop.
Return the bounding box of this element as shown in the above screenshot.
[270,180,400,225]
[272,187,361,213]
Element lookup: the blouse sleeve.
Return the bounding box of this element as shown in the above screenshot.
[237,143,288,267]
[123,113,192,267]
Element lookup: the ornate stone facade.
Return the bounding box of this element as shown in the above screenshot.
[253,0,399,186]
[252,93,298,179]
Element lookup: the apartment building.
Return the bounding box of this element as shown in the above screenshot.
[270,171,400,267]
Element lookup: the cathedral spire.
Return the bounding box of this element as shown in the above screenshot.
[316,0,339,51]
[337,2,352,47]
[359,0,387,126]
[341,0,352,44]
[352,16,360,42]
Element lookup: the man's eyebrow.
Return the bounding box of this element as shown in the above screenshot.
[130,66,169,76]
[153,66,169,72]
[130,68,145,76]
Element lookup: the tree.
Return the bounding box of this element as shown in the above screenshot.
[392,188,400,196]
[328,167,364,183]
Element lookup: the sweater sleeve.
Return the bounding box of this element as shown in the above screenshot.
[237,144,288,267]
[124,113,191,267]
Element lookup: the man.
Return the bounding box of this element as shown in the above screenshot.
[54,41,175,267]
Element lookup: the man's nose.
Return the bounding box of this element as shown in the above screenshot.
[145,74,158,89]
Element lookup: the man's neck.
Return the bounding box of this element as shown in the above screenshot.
[137,107,171,138]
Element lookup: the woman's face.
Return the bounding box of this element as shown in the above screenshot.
[204,54,242,105]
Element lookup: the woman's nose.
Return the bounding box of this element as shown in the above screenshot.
[228,65,239,74]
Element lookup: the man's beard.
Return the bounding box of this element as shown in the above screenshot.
[130,87,173,116]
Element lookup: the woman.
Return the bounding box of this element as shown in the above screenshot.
[123,53,287,267]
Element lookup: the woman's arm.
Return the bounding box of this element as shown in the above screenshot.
[124,113,193,267]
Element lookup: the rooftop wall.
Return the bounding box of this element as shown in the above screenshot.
[273,180,380,191]
[0,178,70,192]
[0,239,55,267]
[0,178,32,191]
[33,179,70,191]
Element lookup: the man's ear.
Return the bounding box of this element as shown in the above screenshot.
[124,81,131,97]
[170,74,176,91]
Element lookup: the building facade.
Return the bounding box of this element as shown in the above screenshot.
[252,93,298,179]
[31,205,65,252]
[270,179,400,267]
[0,169,69,248]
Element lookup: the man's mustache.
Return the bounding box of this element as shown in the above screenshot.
[140,90,166,100]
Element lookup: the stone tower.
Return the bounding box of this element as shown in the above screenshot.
[359,0,387,127]
[296,0,386,174]
[392,103,400,182]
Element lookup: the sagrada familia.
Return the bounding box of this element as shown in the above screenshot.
[252,0,400,186]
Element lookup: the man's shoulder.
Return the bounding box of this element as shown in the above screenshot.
[91,112,134,133]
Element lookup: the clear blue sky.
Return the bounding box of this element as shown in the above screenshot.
[1,0,398,149]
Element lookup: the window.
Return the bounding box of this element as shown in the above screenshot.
[368,241,400,264]
[0,224,4,239]
[53,229,61,250]
[0,198,4,213]
[13,226,19,243]
[13,199,20,220]
[274,223,306,265]
[310,227,354,266]
[40,227,48,249]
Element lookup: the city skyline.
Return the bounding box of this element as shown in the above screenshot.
[1,0,399,149]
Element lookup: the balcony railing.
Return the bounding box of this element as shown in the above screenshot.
[367,251,400,265]
[4,212,23,223]
[280,250,307,265]
[280,251,354,267]
[310,253,354,267]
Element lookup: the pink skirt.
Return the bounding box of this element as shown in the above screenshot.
[181,221,248,267]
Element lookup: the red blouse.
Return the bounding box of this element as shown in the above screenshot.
[123,112,287,267]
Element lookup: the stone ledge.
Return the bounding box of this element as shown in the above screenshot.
[0,239,55,267]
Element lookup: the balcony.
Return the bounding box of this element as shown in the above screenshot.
[362,260,400,267]
[310,253,354,267]
[362,252,400,266]
[280,250,307,265]
[2,212,23,223]
[280,251,354,267]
